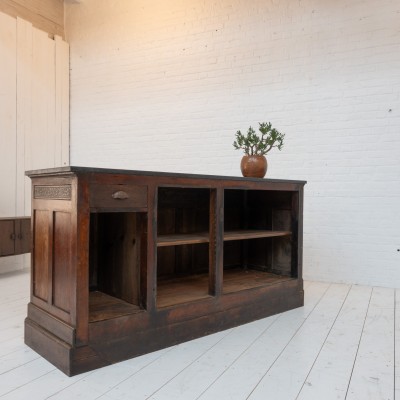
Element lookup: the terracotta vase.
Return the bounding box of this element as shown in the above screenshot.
[240,155,268,178]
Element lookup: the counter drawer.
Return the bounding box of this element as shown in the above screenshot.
[89,184,147,210]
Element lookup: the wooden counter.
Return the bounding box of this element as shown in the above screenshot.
[24,166,306,376]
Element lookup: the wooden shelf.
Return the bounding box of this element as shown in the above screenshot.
[156,269,295,308]
[157,230,291,247]
[157,232,209,247]
[223,268,294,294]
[157,274,211,308]
[224,230,291,241]
[89,291,142,323]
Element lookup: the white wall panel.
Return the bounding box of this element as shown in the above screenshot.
[55,35,70,168]
[0,13,17,218]
[29,28,56,170]
[0,12,69,273]
[0,12,69,219]
[16,17,32,217]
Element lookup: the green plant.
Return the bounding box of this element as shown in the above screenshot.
[233,122,285,156]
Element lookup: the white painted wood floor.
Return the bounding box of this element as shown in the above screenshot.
[0,270,398,400]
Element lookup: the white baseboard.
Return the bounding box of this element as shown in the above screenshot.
[0,254,30,275]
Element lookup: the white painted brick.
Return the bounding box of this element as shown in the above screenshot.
[65,0,400,288]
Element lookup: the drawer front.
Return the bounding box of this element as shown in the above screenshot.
[90,184,147,209]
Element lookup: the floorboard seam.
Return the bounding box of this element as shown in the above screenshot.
[394,289,396,400]
[245,283,332,400]
[0,367,56,398]
[142,328,235,400]
[294,284,352,400]
[193,315,281,400]
[91,347,177,400]
[344,286,373,400]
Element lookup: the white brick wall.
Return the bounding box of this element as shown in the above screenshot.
[65,0,400,288]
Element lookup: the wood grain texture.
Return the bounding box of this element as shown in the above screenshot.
[52,211,72,313]
[0,217,32,257]
[157,269,294,308]
[209,188,223,296]
[14,217,31,254]
[33,210,50,302]
[0,220,15,256]
[0,0,63,37]
[27,302,75,346]
[89,183,147,210]
[89,291,143,323]
[157,232,209,246]
[157,230,291,247]
[89,212,143,306]
[157,274,211,308]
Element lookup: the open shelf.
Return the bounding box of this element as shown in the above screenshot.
[157,187,211,308]
[89,291,143,322]
[89,211,147,321]
[156,269,294,307]
[223,268,294,294]
[157,274,212,308]
[222,189,296,293]
[157,229,291,247]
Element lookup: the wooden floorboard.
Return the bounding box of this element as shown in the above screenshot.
[0,269,397,400]
[346,287,395,400]
[296,285,372,400]
[247,283,351,400]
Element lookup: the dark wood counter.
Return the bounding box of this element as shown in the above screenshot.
[24,166,306,376]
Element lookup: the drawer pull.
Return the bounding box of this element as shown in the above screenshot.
[112,190,129,200]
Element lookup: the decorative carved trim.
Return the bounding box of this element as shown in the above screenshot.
[34,185,71,200]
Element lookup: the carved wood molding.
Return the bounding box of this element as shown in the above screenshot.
[34,185,71,200]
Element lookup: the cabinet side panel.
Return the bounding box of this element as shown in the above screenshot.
[33,210,50,301]
[53,211,72,313]
[272,209,292,275]
[272,237,292,275]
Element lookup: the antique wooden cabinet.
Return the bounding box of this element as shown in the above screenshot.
[25,166,306,376]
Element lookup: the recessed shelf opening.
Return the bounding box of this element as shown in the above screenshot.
[89,212,147,322]
[157,187,211,308]
[223,189,296,294]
